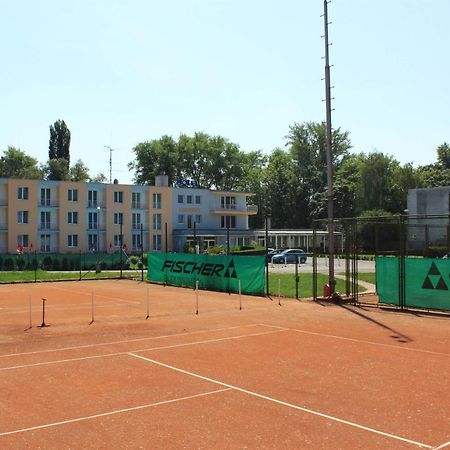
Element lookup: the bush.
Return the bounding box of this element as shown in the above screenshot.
[42,256,53,270]
[61,258,69,271]
[3,258,15,271]
[16,257,26,271]
[424,246,448,258]
[129,255,139,265]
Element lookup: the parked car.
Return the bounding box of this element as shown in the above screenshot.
[271,249,307,264]
[266,248,284,261]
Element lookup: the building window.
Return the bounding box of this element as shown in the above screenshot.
[195,214,201,224]
[153,193,161,209]
[132,192,141,209]
[114,212,123,225]
[40,211,51,229]
[68,234,78,247]
[40,234,51,252]
[152,234,162,251]
[177,194,184,204]
[187,195,192,204]
[221,196,236,210]
[132,213,141,230]
[114,191,123,203]
[88,190,98,208]
[114,234,123,247]
[68,211,78,224]
[153,213,161,230]
[88,212,99,230]
[18,187,29,200]
[132,234,142,251]
[187,215,193,229]
[68,189,78,202]
[17,210,29,224]
[195,195,201,204]
[221,215,236,228]
[40,188,51,206]
[178,214,184,224]
[18,234,29,247]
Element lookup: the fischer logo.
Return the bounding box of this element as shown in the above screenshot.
[161,259,237,278]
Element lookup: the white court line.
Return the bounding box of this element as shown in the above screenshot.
[435,441,450,449]
[0,329,285,371]
[0,388,231,437]
[0,324,263,359]
[261,324,450,358]
[129,353,433,449]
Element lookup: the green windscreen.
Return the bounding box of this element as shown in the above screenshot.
[148,253,265,295]
[376,256,450,311]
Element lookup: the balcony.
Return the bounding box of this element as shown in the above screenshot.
[38,200,59,208]
[209,203,258,216]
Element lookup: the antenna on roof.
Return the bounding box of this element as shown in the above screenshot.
[104,146,115,184]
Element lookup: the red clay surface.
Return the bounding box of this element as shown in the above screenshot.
[0,279,450,449]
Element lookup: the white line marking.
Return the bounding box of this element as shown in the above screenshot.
[0,388,231,437]
[261,324,450,358]
[128,353,432,449]
[0,324,263,359]
[0,329,284,371]
[435,441,450,449]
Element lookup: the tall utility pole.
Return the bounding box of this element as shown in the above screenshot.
[323,0,335,294]
[104,146,115,184]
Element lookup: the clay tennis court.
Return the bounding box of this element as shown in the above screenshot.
[0,279,449,449]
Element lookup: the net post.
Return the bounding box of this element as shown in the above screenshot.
[146,285,149,320]
[278,279,281,306]
[28,294,32,329]
[195,280,199,315]
[89,290,95,324]
[239,279,242,310]
[38,298,49,328]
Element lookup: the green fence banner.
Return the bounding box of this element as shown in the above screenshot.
[148,253,265,295]
[376,256,450,311]
[376,257,400,306]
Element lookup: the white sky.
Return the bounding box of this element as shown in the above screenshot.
[1,0,449,184]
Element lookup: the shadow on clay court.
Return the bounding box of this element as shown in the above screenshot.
[337,303,413,343]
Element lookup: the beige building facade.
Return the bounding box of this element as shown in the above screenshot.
[0,176,256,254]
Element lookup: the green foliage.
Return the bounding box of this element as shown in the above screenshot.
[48,119,71,180]
[49,120,71,163]
[204,245,225,255]
[69,159,90,182]
[0,146,43,179]
[3,258,15,271]
[43,158,70,181]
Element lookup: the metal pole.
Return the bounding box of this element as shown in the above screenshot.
[239,279,242,310]
[295,259,299,300]
[193,221,197,253]
[265,215,270,297]
[195,280,199,314]
[226,219,230,256]
[323,0,335,295]
[120,221,123,279]
[96,206,101,273]
[165,222,168,253]
[141,223,144,281]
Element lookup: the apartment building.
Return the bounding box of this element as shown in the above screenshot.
[0,176,257,254]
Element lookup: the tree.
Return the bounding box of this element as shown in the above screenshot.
[69,159,90,182]
[129,135,180,185]
[42,158,70,181]
[285,121,351,227]
[264,148,298,228]
[90,173,108,183]
[0,146,42,179]
[48,119,71,180]
[418,142,450,187]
